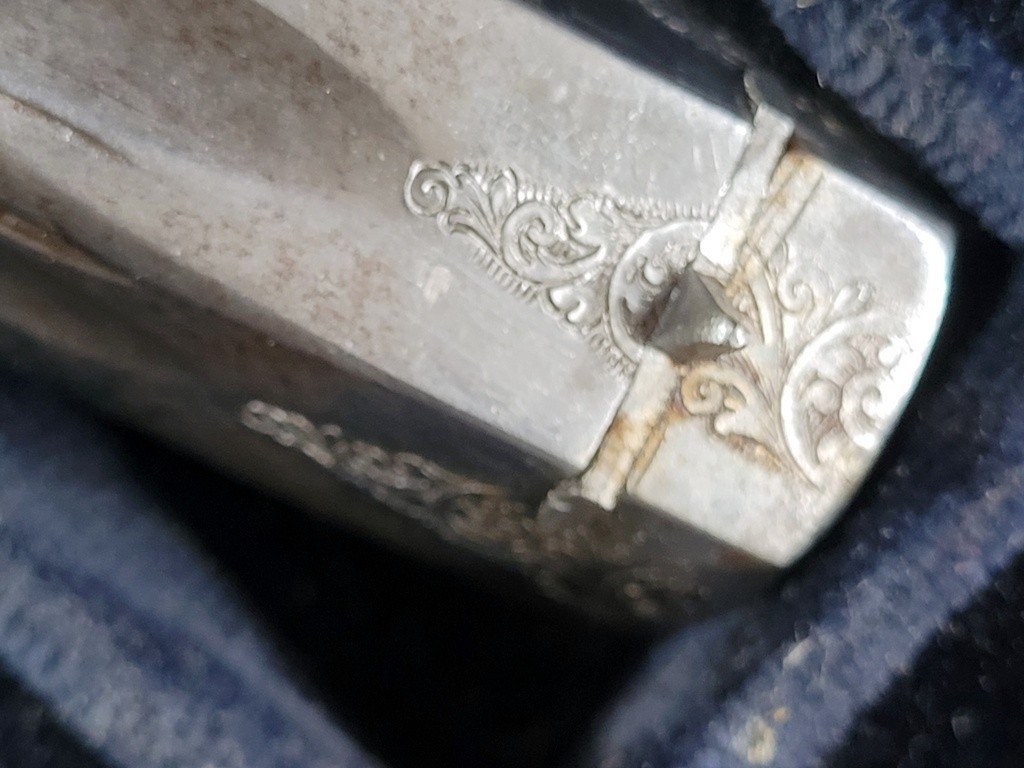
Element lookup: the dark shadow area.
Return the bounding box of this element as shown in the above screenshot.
[106,425,652,768]
[950,0,1024,69]
[0,672,107,768]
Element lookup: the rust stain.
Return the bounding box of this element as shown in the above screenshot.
[594,413,645,492]
[630,411,670,482]
[603,413,645,454]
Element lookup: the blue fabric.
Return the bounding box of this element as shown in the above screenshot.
[0,377,380,768]
[767,0,1024,250]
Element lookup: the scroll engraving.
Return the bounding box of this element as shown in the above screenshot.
[405,157,898,488]
[405,161,710,376]
[677,159,900,488]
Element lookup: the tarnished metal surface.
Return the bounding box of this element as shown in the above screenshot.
[626,149,953,570]
[0,0,953,621]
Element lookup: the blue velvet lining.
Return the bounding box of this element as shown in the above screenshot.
[0,378,380,768]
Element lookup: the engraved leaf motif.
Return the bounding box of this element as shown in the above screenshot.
[405,160,707,375]
[681,359,788,472]
[488,169,518,221]
[405,159,898,488]
[678,241,897,488]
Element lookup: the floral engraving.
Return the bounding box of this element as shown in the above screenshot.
[405,158,898,489]
[235,130,914,617]
[239,401,636,567]
[404,161,710,376]
[678,192,899,488]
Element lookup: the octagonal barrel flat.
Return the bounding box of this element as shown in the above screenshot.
[0,0,952,620]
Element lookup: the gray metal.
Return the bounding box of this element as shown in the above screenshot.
[0,0,953,621]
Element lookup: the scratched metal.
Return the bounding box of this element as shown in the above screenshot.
[0,0,953,621]
[0,0,751,473]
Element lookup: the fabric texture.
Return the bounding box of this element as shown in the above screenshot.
[0,376,380,768]
[768,0,1024,250]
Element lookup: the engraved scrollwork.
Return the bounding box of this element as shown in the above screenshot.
[404,159,900,488]
[405,161,708,376]
[678,239,900,488]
